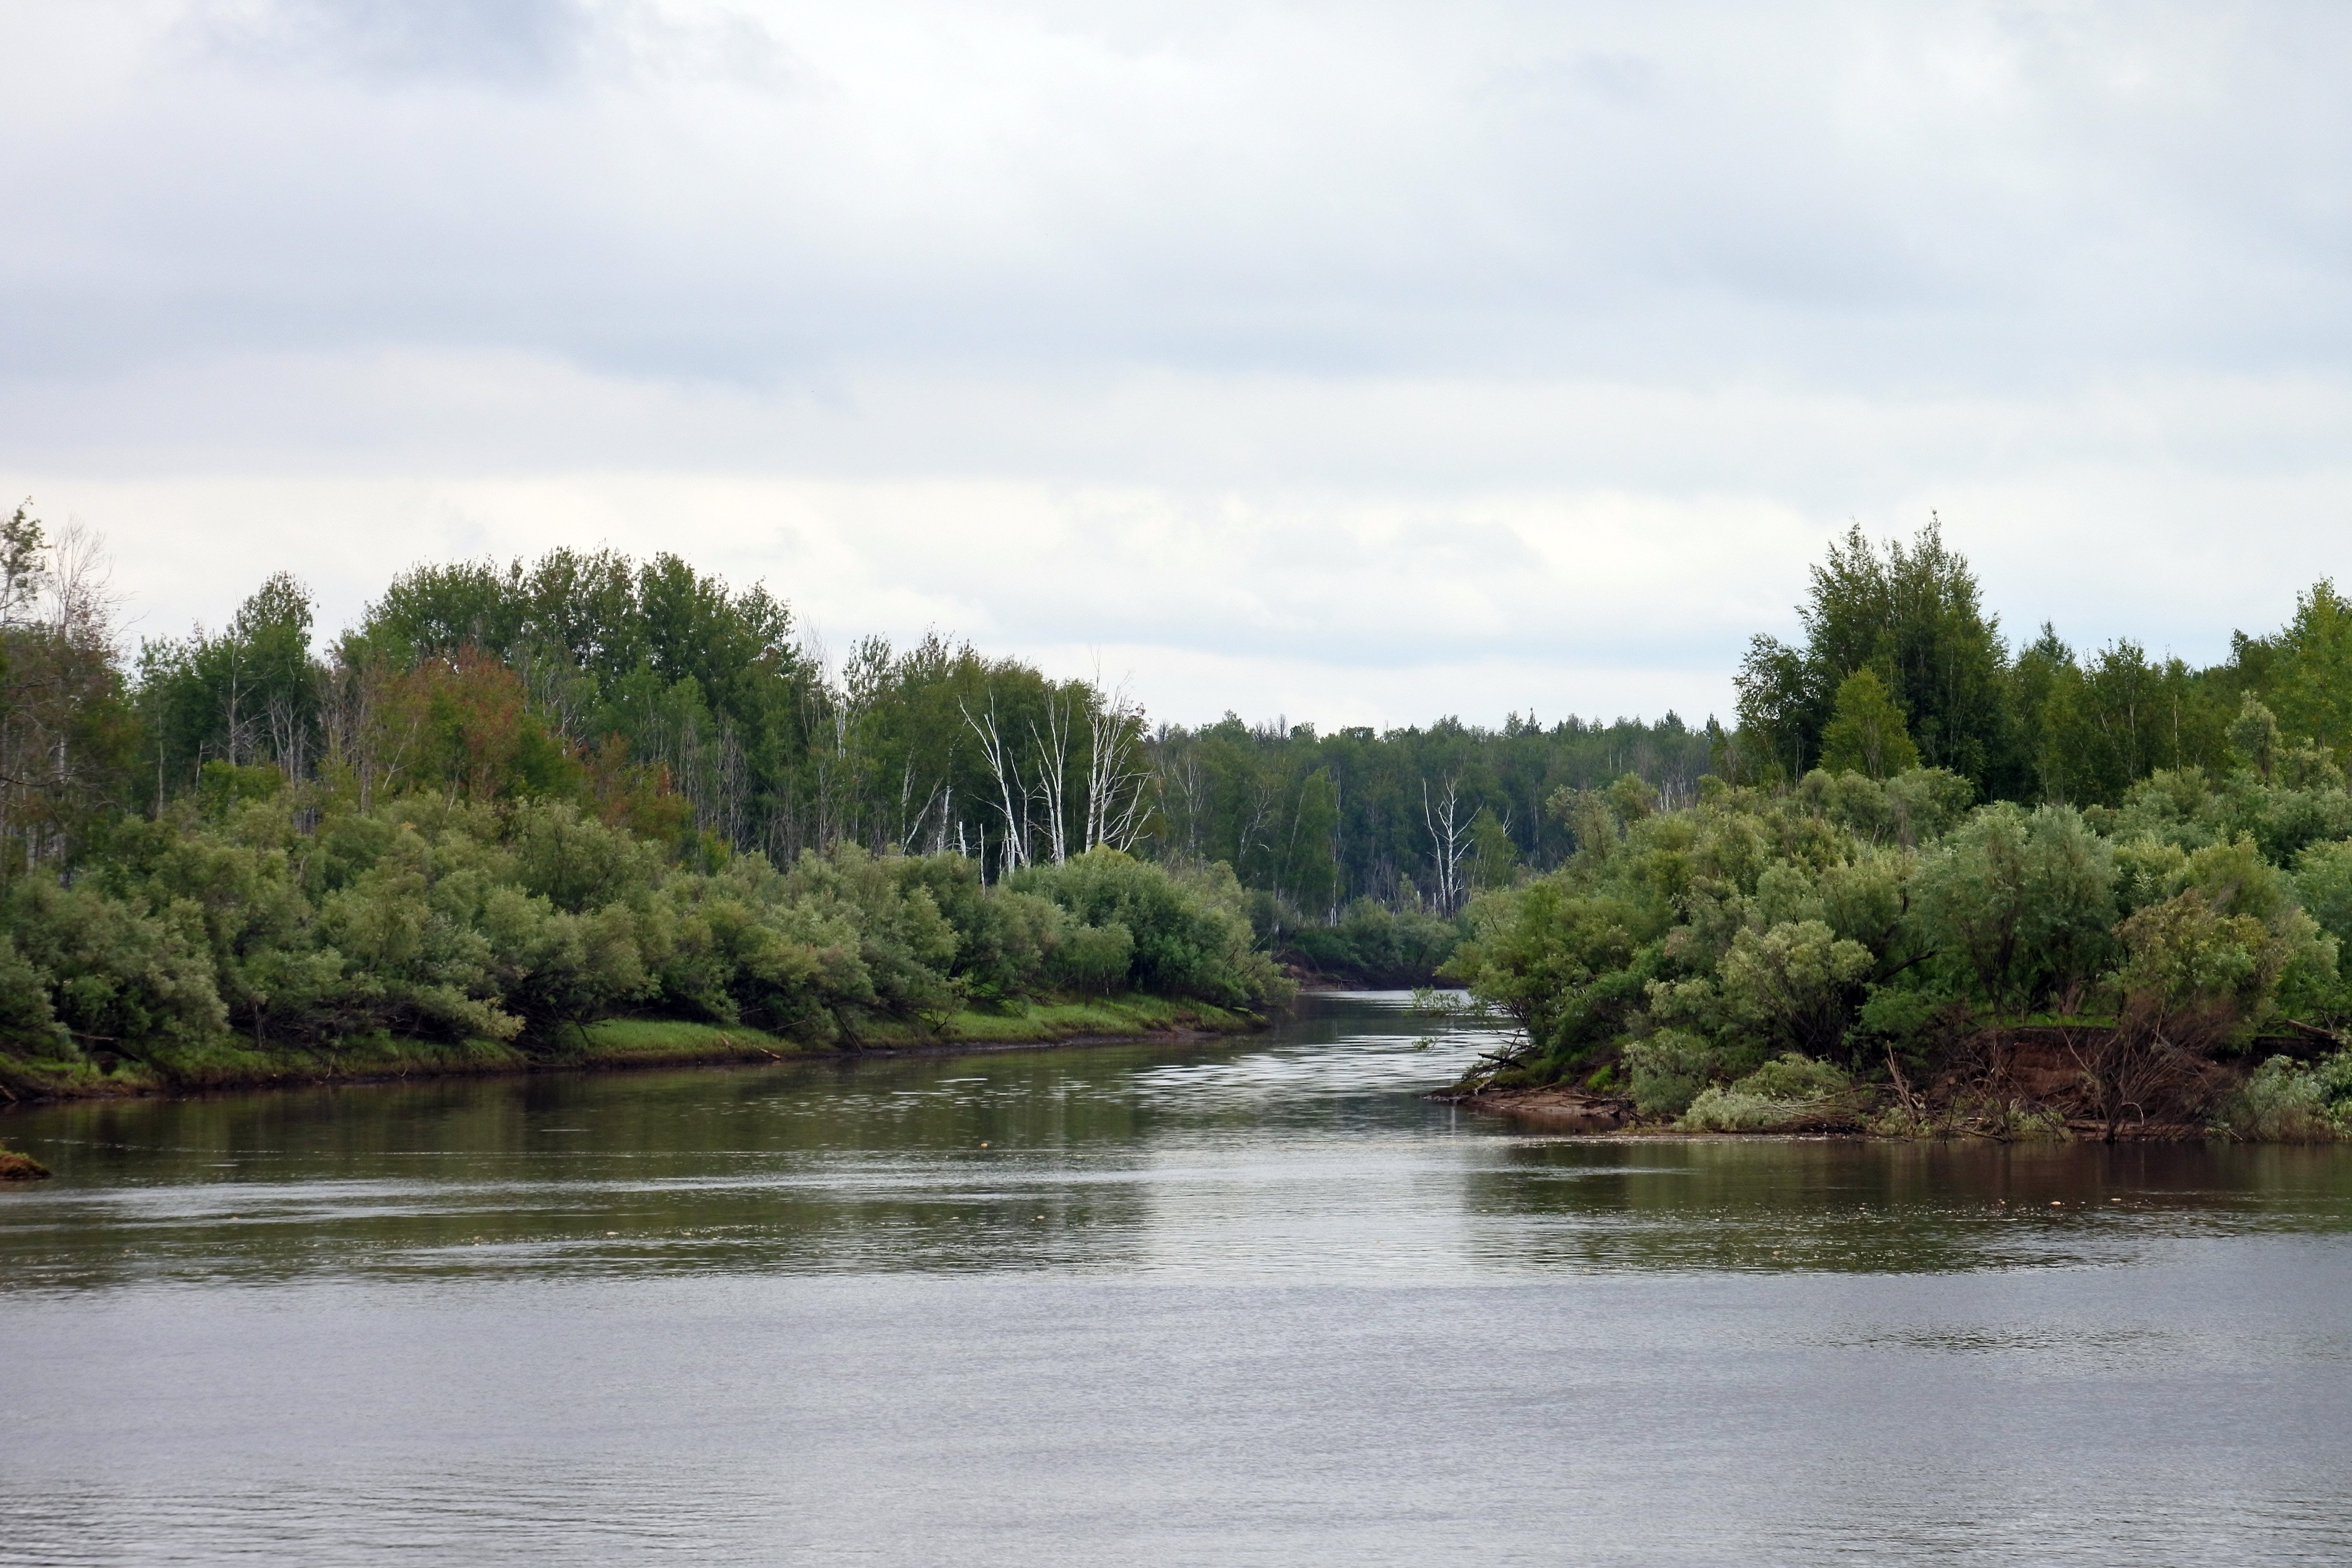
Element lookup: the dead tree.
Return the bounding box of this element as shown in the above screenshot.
[962,696,1029,878]
[2065,993,2231,1143]
[1030,692,1073,865]
[1422,774,1471,913]
[1082,681,1152,853]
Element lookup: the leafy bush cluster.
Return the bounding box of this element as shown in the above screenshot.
[1680,1053,1859,1132]
[0,791,1286,1079]
[2212,1053,2352,1142]
[1280,898,1462,986]
[1446,752,2352,1133]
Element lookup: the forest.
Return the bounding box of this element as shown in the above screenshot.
[3,497,2352,1133]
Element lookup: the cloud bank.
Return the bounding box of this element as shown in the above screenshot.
[5,1,2349,725]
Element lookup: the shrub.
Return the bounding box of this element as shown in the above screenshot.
[1444,883,1661,1063]
[0,934,68,1054]
[3,878,229,1053]
[507,801,663,914]
[1050,922,1134,994]
[1909,802,2117,1015]
[1621,1029,1717,1117]
[1286,898,1460,985]
[1012,849,1288,1006]
[2212,1053,2352,1142]
[1680,1053,1855,1132]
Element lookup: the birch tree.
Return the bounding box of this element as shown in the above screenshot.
[1030,690,1073,865]
[0,510,131,876]
[1083,681,1153,853]
[1422,774,1472,913]
[963,695,1029,877]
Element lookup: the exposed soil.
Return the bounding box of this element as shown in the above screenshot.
[1443,1027,2325,1141]
[1438,1086,1635,1132]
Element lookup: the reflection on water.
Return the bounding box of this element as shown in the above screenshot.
[0,996,1513,1290]
[4,993,2351,1566]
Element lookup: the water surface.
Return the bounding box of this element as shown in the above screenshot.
[4,994,2350,1565]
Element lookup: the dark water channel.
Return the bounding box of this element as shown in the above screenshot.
[4,994,2351,1565]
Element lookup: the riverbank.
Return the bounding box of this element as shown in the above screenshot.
[1440,1085,2218,1140]
[1435,1027,2352,1142]
[0,995,1265,1104]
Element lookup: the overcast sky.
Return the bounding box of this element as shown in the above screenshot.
[5,1,2350,728]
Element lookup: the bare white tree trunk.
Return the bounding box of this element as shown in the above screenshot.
[1422,774,1470,914]
[1083,682,1152,852]
[962,696,1028,878]
[1030,692,1073,864]
[897,756,948,855]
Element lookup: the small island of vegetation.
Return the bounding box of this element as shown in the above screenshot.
[1442,524,2352,1141]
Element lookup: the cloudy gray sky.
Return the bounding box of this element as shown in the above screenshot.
[6,1,2350,727]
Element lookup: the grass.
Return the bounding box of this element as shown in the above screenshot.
[0,1142,51,1180]
[0,993,1262,1102]
[576,995,1255,1062]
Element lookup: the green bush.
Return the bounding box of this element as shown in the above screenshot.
[1908,802,2118,1015]
[1050,921,1134,994]
[1680,1053,1855,1132]
[3,878,229,1053]
[1284,898,1460,985]
[2212,1053,2352,1141]
[0,801,1290,1070]
[1621,1029,1716,1117]
[0,934,68,1054]
[1012,849,1289,1006]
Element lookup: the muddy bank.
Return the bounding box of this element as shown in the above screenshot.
[1440,1086,1638,1132]
[1442,1028,2335,1142]
[1444,1085,2211,1141]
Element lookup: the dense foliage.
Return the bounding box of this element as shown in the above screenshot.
[1432,515,2352,1141]
[1446,730,2352,1136]
[0,785,1280,1089]
[1722,516,2352,807]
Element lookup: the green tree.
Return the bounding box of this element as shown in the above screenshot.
[1,505,139,874]
[2253,580,2352,758]
[1736,519,2016,792]
[141,573,322,789]
[1909,803,2117,1017]
[2229,693,2282,780]
[1817,669,1921,780]
[1469,805,1518,889]
[1285,767,1341,915]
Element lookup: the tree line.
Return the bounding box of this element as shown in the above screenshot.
[1723,515,2352,804]
[10,496,2352,1134]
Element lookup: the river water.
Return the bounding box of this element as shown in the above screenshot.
[3,992,2350,1566]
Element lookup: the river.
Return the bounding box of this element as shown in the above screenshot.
[3,992,2350,1565]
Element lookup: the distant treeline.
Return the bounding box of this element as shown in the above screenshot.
[29,534,1708,911]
